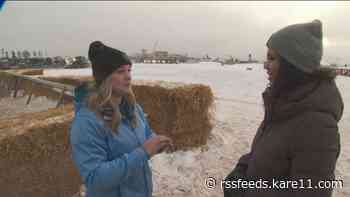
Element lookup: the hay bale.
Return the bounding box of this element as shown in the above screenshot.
[0,105,81,197]
[0,105,74,138]
[37,77,214,149]
[0,76,214,196]
[2,74,215,149]
[20,69,44,76]
[132,80,214,150]
[0,105,69,197]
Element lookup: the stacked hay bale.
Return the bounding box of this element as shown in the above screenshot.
[40,76,215,149]
[0,105,81,197]
[132,80,214,149]
[0,73,214,196]
[1,72,214,149]
[19,69,44,76]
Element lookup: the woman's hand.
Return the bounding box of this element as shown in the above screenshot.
[143,135,173,157]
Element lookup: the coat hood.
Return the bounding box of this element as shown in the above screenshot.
[263,78,343,123]
[73,82,91,114]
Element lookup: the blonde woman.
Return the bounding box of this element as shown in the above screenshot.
[70,41,172,197]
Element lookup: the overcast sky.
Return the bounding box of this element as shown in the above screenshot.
[1,1,350,64]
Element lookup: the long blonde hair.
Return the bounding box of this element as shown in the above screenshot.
[86,75,138,133]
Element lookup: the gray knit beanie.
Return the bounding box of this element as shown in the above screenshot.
[267,19,323,73]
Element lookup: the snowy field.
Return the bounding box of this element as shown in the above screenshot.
[45,63,350,197]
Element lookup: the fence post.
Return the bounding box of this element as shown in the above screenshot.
[26,93,33,105]
[56,88,66,108]
[13,78,19,98]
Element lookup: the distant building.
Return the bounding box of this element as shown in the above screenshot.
[63,56,90,69]
[0,58,11,68]
[53,56,66,65]
[200,54,212,62]
[153,51,168,58]
[141,49,148,57]
[64,57,75,65]
[138,49,184,64]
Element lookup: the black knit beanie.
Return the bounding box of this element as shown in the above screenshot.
[88,41,132,87]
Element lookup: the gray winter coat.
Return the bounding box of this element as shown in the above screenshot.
[224,77,343,197]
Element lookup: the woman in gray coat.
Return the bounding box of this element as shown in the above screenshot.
[224,20,343,197]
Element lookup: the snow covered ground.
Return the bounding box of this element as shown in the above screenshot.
[45,63,350,197]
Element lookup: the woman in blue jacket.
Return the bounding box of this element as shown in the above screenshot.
[70,41,172,197]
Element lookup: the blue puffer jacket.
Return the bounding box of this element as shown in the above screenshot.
[70,83,155,197]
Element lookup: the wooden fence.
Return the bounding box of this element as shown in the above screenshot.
[0,71,74,107]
